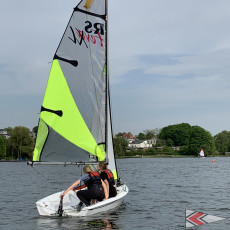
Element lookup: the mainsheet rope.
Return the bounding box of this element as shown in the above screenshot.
[29,164,83,192]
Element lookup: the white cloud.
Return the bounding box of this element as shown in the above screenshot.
[1,0,230,134]
[110,0,230,57]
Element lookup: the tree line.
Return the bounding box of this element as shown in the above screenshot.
[113,123,230,157]
[0,126,36,160]
[1,123,230,160]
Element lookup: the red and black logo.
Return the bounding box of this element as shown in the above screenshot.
[69,21,104,47]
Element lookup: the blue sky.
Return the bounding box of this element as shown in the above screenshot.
[1,0,230,136]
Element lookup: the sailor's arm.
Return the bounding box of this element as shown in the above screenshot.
[101,179,109,199]
[60,180,80,198]
[104,179,109,196]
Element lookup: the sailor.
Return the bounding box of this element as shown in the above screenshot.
[60,165,108,211]
[97,162,117,198]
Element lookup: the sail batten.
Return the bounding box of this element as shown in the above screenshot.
[74,8,106,19]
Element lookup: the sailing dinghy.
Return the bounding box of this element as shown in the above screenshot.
[199,149,205,158]
[29,0,128,217]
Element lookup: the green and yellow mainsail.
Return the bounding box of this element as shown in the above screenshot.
[33,0,117,179]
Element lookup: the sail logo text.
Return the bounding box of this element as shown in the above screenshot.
[68,21,104,47]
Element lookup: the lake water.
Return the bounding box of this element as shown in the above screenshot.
[1,157,230,230]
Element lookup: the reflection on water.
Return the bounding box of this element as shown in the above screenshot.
[36,207,123,230]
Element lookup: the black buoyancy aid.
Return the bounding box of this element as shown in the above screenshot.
[104,169,115,186]
[85,171,102,189]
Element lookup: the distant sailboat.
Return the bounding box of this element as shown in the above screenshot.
[29,0,128,217]
[199,149,205,158]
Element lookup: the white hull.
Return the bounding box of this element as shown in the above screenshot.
[36,184,128,217]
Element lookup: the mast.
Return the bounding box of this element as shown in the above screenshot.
[105,0,109,162]
[105,0,119,179]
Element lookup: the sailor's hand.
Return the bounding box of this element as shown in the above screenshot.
[60,193,64,198]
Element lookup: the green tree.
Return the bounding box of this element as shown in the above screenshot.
[137,132,146,140]
[179,145,190,155]
[159,123,191,146]
[5,138,14,160]
[146,147,155,155]
[158,123,215,156]
[116,132,123,137]
[113,136,128,156]
[144,129,155,139]
[155,139,165,147]
[9,126,34,160]
[0,136,6,159]
[188,126,215,155]
[166,138,174,147]
[162,146,174,154]
[4,126,13,132]
[214,130,230,154]
[32,126,38,135]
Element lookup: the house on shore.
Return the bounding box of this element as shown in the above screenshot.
[0,129,11,139]
[122,133,136,143]
[128,138,157,150]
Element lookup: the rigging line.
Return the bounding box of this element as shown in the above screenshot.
[30,165,51,183]
[91,163,98,172]
[29,166,64,192]
[81,164,83,177]
[62,165,79,182]
[108,86,120,167]
[29,165,64,194]
[109,87,117,133]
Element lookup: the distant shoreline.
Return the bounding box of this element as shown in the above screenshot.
[117,154,227,158]
[0,159,24,162]
[0,154,227,162]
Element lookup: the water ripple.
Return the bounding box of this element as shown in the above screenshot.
[1,158,230,229]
